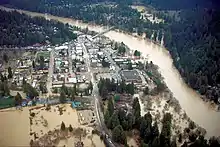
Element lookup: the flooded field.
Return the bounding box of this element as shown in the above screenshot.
[0,107,30,147]
[0,104,104,147]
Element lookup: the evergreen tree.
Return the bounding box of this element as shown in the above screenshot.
[134,50,141,56]
[112,125,127,144]
[32,60,36,69]
[133,98,141,128]
[107,98,114,116]
[39,56,45,69]
[110,112,120,129]
[3,53,8,63]
[160,113,172,146]
[152,137,160,147]
[104,109,110,125]
[140,117,148,138]
[0,73,4,82]
[59,90,66,103]
[152,122,159,140]
[8,67,13,79]
[69,124,73,132]
[170,138,177,147]
[144,86,149,95]
[15,92,22,106]
[61,121,66,131]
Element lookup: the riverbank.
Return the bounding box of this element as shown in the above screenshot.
[0,6,220,138]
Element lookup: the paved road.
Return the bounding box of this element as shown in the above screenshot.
[47,47,54,97]
[82,39,116,147]
[102,49,121,82]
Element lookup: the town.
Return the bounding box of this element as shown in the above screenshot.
[0,29,208,147]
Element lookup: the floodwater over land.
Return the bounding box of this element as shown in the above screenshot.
[0,104,104,146]
[0,6,220,139]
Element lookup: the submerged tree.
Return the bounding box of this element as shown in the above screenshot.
[61,121,66,131]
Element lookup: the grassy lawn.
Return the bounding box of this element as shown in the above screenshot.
[37,51,50,58]
[0,97,15,109]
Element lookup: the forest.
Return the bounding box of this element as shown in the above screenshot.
[163,8,220,103]
[0,10,77,47]
[104,94,220,147]
[1,0,220,102]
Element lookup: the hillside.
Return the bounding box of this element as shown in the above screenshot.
[0,9,77,47]
[164,8,220,103]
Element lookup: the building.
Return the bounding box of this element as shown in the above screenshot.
[120,69,142,84]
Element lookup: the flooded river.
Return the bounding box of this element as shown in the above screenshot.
[1,6,220,138]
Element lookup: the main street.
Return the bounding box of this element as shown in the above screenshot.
[47,47,54,97]
[82,39,116,147]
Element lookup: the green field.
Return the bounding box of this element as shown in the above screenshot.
[37,51,50,58]
[0,97,15,109]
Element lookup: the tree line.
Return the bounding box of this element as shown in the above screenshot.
[163,8,220,103]
[98,78,135,98]
[0,10,77,47]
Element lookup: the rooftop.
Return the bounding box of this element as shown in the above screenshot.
[120,70,142,82]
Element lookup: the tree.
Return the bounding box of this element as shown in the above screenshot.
[140,140,149,147]
[1,81,10,96]
[152,137,160,147]
[15,92,22,106]
[32,60,36,69]
[39,82,47,93]
[189,121,195,130]
[133,98,141,128]
[22,77,26,86]
[134,50,141,56]
[126,82,135,95]
[61,121,66,131]
[181,142,188,147]
[160,113,172,146]
[59,90,66,103]
[127,62,133,70]
[100,85,108,98]
[70,87,75,101]
[104,109,110,125]
[144,86,149,95]
[127,113,134,130]
[209,137,220,147]
[152,122,159,140]
[8,67,13,79]
[110,111,120,129]
[112,125,127,144]
[144,112,152,126]
[102,58,110,67]
[170,138,177,147]
[117,44,126,55]
[188,132,197,142]
[178,134,182,143]
[118,108,126,122]
[23,83,39,98]
[140,118,148,138]
[39,56,45,69]
[0,73,4,82]
[69,124,73,132]
[88,81,93,92]
[3,53,8,63]
[107,98,114,116]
